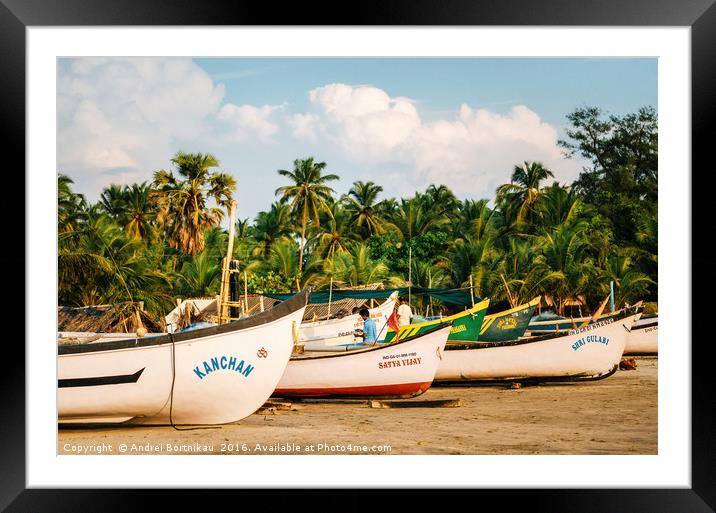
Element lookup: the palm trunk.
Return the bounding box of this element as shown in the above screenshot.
[299,203,307,273]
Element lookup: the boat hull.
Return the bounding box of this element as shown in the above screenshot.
[624,318,658,354]
[274,324,451,398]
[435,312,639,382]
[58,291,309,425]
[526,310,625,335]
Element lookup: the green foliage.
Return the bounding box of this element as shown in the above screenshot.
[558,106,657,245]
[246,271,295,294]
[58,105,658,323]
[367,231,449,276]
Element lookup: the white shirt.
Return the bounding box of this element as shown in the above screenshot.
[397,304,413,327]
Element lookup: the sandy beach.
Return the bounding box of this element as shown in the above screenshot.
[58,356,657,456]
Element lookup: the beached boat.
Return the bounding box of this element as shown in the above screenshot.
[273,323,452,398]
[300,291,398,351]
[382,298,490,344]
[434,306,641,383]
[526,308,626,335]
[479,297,540,341]
[58,289,311,425]
[624,316,658,354]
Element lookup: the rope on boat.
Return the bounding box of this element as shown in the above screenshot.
[168,332,218,431]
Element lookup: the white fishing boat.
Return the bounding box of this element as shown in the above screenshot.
[434,307,641,383]
[299,291,399,351]
[58,289,311,425]
[624,316,658,354]
[273,323,452,398]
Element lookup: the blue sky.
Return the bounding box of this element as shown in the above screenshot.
[57,57,657,223]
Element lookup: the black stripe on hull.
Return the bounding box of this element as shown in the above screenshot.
[434,364,620,386]
[633,321,658,331]
[58,287,311,355]
[59,367,145,388]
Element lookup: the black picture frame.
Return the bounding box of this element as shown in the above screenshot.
[3,0,712,511]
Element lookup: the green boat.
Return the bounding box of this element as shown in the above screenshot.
[383,298,490,343]
[477,297,540,342]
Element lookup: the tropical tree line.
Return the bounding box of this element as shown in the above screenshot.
[58,106,657,319]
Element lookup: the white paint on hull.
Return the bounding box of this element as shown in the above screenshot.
[58,306,306,425]
[277,325,451,392]
[624,318,658,354]
[436,314,639,381]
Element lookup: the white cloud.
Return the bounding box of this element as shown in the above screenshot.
[217,103,284,142]
[291,83,575,199]
[295,83,421,160]
[58,58,227,195]
[288,112,320,142]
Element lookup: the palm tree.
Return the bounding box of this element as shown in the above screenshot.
[98,184,126,219]
[327,242,390,287]
[440,235,500,298]
[452,199,496,241]
[422,184,459,219]
[496,161,555,229]
[602,250,655,308]
[58,211,173,313]
[175,250,222,297]
[251,201,292,258]
[390,196,448,242]
[316,202,359,260]
[407,260,450,316]
[152,151,236,255]
[534,222,596,315]
[341,180,386,237]
[534,182,588,229]
[58,174,88,234]
[496,238,546,307]
[263,237,327,291]
[275,157,339,272]
[121,183,158,241]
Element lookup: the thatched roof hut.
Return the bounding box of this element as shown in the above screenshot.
[58,302,165,333]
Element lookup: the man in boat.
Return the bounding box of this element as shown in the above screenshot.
[397,297,413,327]
[354,308,378,343]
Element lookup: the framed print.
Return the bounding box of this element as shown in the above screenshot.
[3,0,713,510]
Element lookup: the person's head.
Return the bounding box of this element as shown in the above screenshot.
[359,308,370,319]
[351,307,361,315]
[400,297,407,304]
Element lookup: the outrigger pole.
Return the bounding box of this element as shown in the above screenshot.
[408,246,412,307]
[219,200,237,324]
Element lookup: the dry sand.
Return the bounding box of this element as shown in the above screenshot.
[58,357,657,456]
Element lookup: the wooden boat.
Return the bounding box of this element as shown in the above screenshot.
[479,297,540,341]
[434,307,641,383]
[382,298,490,343]
[58,289,311,425]
[526,308,627,335]
[624,316,658,354]
[273,323,452,398]
[300,291,398,351]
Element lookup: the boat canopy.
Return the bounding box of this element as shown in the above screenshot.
[262,287,480,307]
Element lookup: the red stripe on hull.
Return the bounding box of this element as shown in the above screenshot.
[273,381,433,399]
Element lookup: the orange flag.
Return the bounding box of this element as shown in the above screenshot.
[386,310,401,340]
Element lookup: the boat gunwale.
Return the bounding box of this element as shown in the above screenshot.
[445,307,639,351]
[58,288,311,355]
[484,296,541,322]
[632,320,658,331]
[289,322,454,361]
